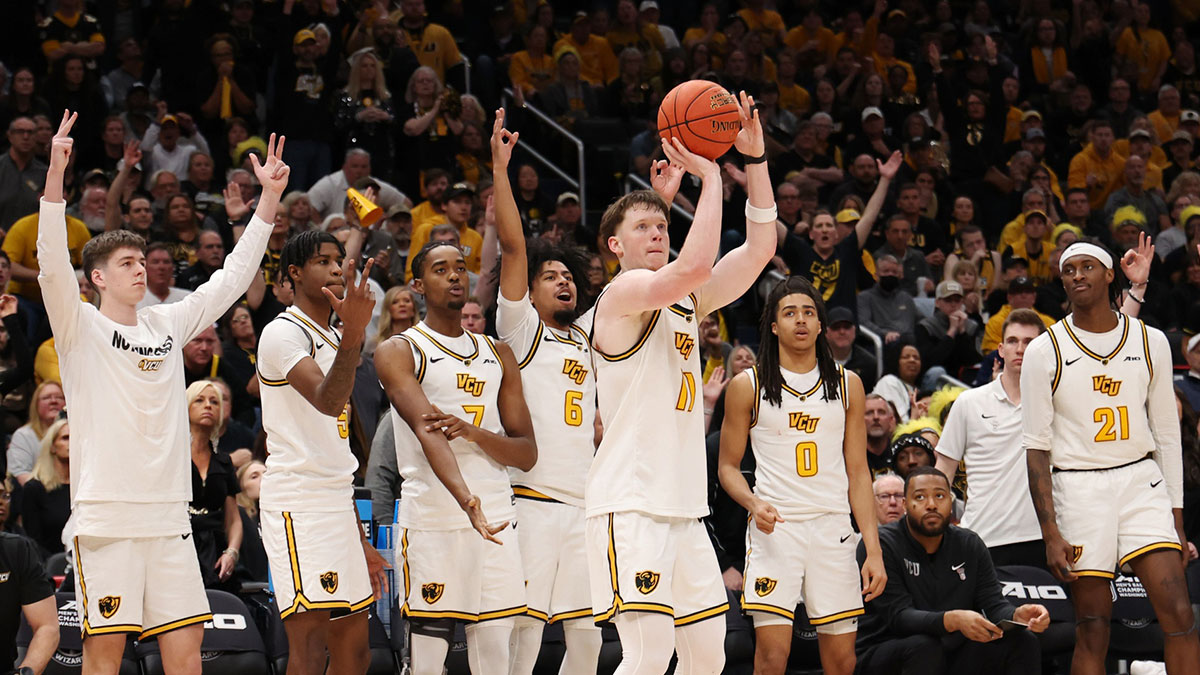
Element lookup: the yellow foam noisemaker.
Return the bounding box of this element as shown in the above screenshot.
[348,188,383,227]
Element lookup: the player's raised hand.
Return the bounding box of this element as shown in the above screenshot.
[463,495,508,545]
[860,551,887,601]
[732,91,764,158]
[749,498,783,534]
[1120,230,1154,286]
[363,541,391,600]
[49,110,78,175]
[661,136,718,179]
[649,157,684,205]
[323,257,376,334]
[490,109,518,170]
[251,133,290,195]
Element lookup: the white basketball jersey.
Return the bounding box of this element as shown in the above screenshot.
[1038,313,1157,470]
[747,364,850,520]
[257,307,358,512]
[390,322,514,530]
[586,292,707,518]
[497,293,596,507]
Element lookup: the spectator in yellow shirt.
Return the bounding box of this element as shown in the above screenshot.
[607,0,665,76]
[784,9,838,64]
[980,277,1056,352]
[393,0,463,82]
[3,209,91,304]
[871,33,916,94]
[682,4,729,60]
[1148,85,1182,144]
[1068,120,1125,210]
[554,12,619,86]
[1115,3,1171,94]
[737,0,786,49]
[1001,210,1054,285]
[509,24,555,97]
[34,338,59,386]
[776,51,813,117]
[405,182,482,281]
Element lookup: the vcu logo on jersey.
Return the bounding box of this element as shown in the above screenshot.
[1092,375,1122,397]
[754,577,778,597]
[99,596,121,619]
[634,570,660,594]
[456,373,485,397]
[789,412,820,433]
[562,359,588,385]
[674,332,695,360]
[137,358,163,372]
[320,571,338,594]
[421,583,445,604]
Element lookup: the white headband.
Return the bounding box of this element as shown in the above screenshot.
[1060,242,1113,270]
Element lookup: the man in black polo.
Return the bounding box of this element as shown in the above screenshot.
[855,466,1050,674]
[0,531,58,674]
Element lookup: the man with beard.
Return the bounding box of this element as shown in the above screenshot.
[864,394,897,475]
[410,168,450,228]
[490,111,603,675]
[854,467,1050,673]
[73,186,108,234]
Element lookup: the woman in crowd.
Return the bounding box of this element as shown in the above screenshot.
[236,459,269,582]
[873,339,924,422]
[196,34,257,142]
[336,48,396,181]
[510,24,555,97]
[162,193,205,275]
[7,381,66,484]
[0,295,33,434]
[368,286,418,355]
[220,304,258,397]
[186,381,243,591]
[399,66,461,194]
[0,67,51,134]
[181,151,224,219]
[22,418,71,556]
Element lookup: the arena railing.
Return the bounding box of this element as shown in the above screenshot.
[500,88,587,225]
[621,172,886,382]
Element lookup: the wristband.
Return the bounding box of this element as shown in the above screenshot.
[1127,291,1145,305]
[745,200,778,223]
[223,548,240,561]
[743,152,768,164]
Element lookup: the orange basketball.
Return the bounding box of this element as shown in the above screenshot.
[657,80,742,160]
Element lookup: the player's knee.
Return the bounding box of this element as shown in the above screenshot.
[1156,596,1197,635]
[753,640,790,675]
[1074,616,1111,648]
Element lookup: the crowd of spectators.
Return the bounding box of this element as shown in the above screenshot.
[1,0,1200,671]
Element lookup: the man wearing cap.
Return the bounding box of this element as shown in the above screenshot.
[915,280,981,379]
[981,277,1056,352]
[138,110,210,191]
[1105,155,1167,234]
[639,2,679,49]
[405,182,482,281]
[550,192,589,248]
[1178,334,1200,412]
[1002,209,1053,284]
[1180,109,1200,139]
[1121,125,1167,192]
[1068,119,1123,211]
[1023,240,1200,673]
[553,12,618,86]
[273,27,336,190]
[828,306,879,391]
[1163,130,1195,188]
[846,107,897,163]
[1019,128,1061,190]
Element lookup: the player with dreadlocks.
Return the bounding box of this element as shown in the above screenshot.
[717,275,885,675]
[256,228,390,675]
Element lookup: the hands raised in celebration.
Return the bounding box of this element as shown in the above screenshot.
[250,133,290,195]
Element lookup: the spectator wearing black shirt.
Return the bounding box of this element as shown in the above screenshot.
[829,153,883,215]
[0,531,57,672]
[828,306,879,391]
[335,49,398,183]
[186,381,243,592]
[782,151,902,313]
[873,217,933,297]
[183,325,254,427]
[179,230,225,291]
[37,0,105,70]
[855,467,1050,674]
[274,29,337,191]
[0,117,45,230]
[22,418,71,557]
[196,34,257,144]
[770,121,842,192]
[915,280,982,380]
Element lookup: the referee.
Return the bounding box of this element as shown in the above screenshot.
[0,532,58,674]
[854,467,1049,674]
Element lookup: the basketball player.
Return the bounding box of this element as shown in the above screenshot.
[586,91,775,675]
[375,242,537,675]
[38,111,286,672]
[1022,240,1200,673]
[256,232,389,675]
[489,111,601,674]
[717,276,885,675]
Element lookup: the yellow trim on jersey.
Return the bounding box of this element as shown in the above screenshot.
[781,376,823,400]
[397,335,427,383]
[597,310,660,362]
[675,603,729,626]
[808,607,865,625]
[86,623,144,636]
[405,605,529,622]
[838,365,848,410]
[411,325,479,363]
[518,322,545,369]
[277,315,319,358]
[512,486,561,503]
[1118,541,1182,567]
[1074,569,1116,579]
[526,608,551,621]
[568,323,591,347]
[1062,314,1129,363]
[349,596,375,613]
[1138,319,1153,380]
[666,293,698,319]
[482,334,506,375]
[1046,328,1063,394]
[139,612,213,639]
[277,511,364,619]
[400,529,412,611]
[740,599,795,620]
[258,373,290,386]
[285,309,342,348]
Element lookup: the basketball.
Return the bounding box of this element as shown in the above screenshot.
[657,80,742,160]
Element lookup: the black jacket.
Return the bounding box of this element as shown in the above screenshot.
[856,518,1015,652]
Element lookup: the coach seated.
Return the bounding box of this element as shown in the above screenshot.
[855,467,1050,674]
